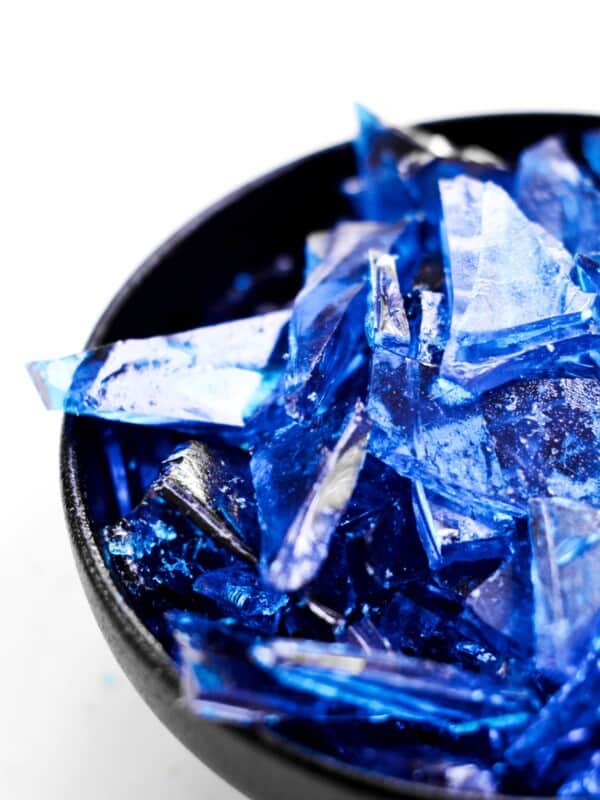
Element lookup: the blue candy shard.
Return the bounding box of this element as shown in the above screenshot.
[465,552,533,650]
[483,377,600,510]
[368,353,508,509]
[28,309,290,428]
[285,221,415,419]
[351,105,510,225]
[170,614,364,724]
[304,222,384,287]
[506,631,600,792]
[366,250,410,353]
[558,752,600,797]
[574,251,600,295]
[583,129,600,178]
[374,582,511,669]
[251,638,536,733]
[350,104,416,222]
[255,401,371,592]
[100,440,262,614]
[439,176,599,393]
[413,481,515,569]
[411,289,449,365]
[515,136,600,253]
[528,497,600,672]
[192,565,288,633]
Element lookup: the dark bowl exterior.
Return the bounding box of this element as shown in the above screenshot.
[61,114,600,800]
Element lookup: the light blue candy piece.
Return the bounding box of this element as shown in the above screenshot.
[529,497,600,672]
[516,135,600,253]
[439,176,598,393]
[28,309,290,428]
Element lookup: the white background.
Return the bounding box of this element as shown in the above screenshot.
[1,2,598,798]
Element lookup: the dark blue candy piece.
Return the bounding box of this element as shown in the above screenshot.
[251,638,537,734]
[100,440,261,613]
[483,377,600,510]
[558,753,600,797]
[583,129,600,179]
[252,401,371,592]
[368,353,508,510]
[528,497,600,673]
[169,614,367,724]
[285,220,414,419]
[515,136,600,253]
[192,564,288,634]
[465,549,534,655]
[413,481,515,569]
[349,104,416,222]
[507,631,600,793]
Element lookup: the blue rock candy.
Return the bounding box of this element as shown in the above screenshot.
[284,220,414,418]
[170,614,364,725]
[251,637,537,733]
[192,564,288,633]
[28,309,290,428]
[507,631,600,792]
[413,481,515,569]
[515,136,600,253]
[368,354,508,510]
[483,377,600,510]
[583,129,600,178]
[439,176,599,393]
[366,250,411,354]
[254,401,371,592]
[528,497,600,672]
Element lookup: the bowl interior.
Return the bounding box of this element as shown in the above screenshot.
[62,113,600,800]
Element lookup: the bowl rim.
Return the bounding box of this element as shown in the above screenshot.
[60,111,600,800]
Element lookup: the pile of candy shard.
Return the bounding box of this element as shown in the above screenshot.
[29,109,600,796]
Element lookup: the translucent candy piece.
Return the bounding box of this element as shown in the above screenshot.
[465,552,533,650]
[411,289,449,365]
[583,129,600,178]
[439,176,599,393]
[374,582,510,669]
[154,441,260,564]
[251,638,536,733]
[351,105,509,224]
[366,250,410,353]
[28,309,290,428]
[170,614,362,724]
[515,136,600,253]
[192,565,288,633]
[506,633,600,793]
[258,401,371,592]
[439,174,484,321]
[368,353,509,510]
[351,104,416,222]
[574,252,600,295]
[529,497,600,671]
[103,500,233,610]
[100,440,261,612]
[304,222,384,290]
[483,378,600,510]
[285,221,411,418]
[413,481,515,568]
[558,752,600,797]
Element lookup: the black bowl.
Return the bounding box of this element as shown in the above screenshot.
[61,113,600,800]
